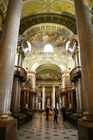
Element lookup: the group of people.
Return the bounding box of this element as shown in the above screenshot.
[45,106,69,123]
[45,106,58,123]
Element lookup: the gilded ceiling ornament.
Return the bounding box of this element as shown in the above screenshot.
[44,0,54,2]
[52,1,74,13]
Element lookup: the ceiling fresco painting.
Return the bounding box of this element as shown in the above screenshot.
[23,23,73,39]
[23,23,73,55]
[36,69,61,81]
[28,31,68,55]
[22,23,75,73]
[36,64,62,81]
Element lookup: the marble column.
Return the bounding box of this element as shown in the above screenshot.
[31,72,36,89]
[29,93,31,109]
[75,0,93,117]
[62,73,65,89]
[52,86,55,109]
[31,94,33,109]
[11,41,25,113]
[68,93,71,105]
[39,102,41,109]
[33,95,36,109]
[11,77,21,113]
[42,86,45,110]
[24,92,27,107]
[27,92,29,106]
[15,53,18,66]
[17,51,24,67]
[64,96,67,108]
[62,96,65,107]
[74,47,79,67]
[59,97,61,109]
[33,74,36,89]
[73,44,84,112]
[71,92,73,108]
[75,84,80,109]
[74,0,93,139]
[76,79,83,112]
[0,0,22,118]
[36,97,38,108]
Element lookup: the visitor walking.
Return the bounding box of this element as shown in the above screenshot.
[54,107,58,123]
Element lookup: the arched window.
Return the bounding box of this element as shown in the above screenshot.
[44,44,53,53]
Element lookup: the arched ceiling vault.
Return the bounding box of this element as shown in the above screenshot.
[36,64,62,73]
[36,64,62,81]
[20,13,77,34]
[0,0,93,34]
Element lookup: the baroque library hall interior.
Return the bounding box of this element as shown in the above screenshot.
[0,0,93,140]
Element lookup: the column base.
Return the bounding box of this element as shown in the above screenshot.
[78,119,93,140]
[0,117,17,140]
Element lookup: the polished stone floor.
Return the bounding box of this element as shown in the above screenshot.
[16,113,78,140]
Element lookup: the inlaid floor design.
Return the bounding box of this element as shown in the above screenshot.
[16,114,78,140]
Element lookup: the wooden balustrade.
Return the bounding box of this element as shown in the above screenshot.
[70,66,81,82]
[21,87,37,94]
[59,87,75,94]
[14,65,27,82]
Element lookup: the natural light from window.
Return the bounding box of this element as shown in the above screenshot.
[44,44,54,53]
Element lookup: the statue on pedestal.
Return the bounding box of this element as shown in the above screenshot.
[47,98,50,108]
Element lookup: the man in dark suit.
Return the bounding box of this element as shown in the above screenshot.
[46,106,49,120]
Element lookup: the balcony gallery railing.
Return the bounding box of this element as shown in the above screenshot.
[70,66,81,82]
[21,87,37,94]
[14,65,27,82]
[59,87,75,94]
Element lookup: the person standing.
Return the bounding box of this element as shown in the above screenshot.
[46,106,49,120]
[61,107,66,121]
[54,107,58,123]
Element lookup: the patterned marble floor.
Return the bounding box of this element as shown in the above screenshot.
[16,113,78,140]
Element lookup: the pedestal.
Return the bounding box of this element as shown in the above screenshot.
[0,118,17,140]
[78,119,93,140]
